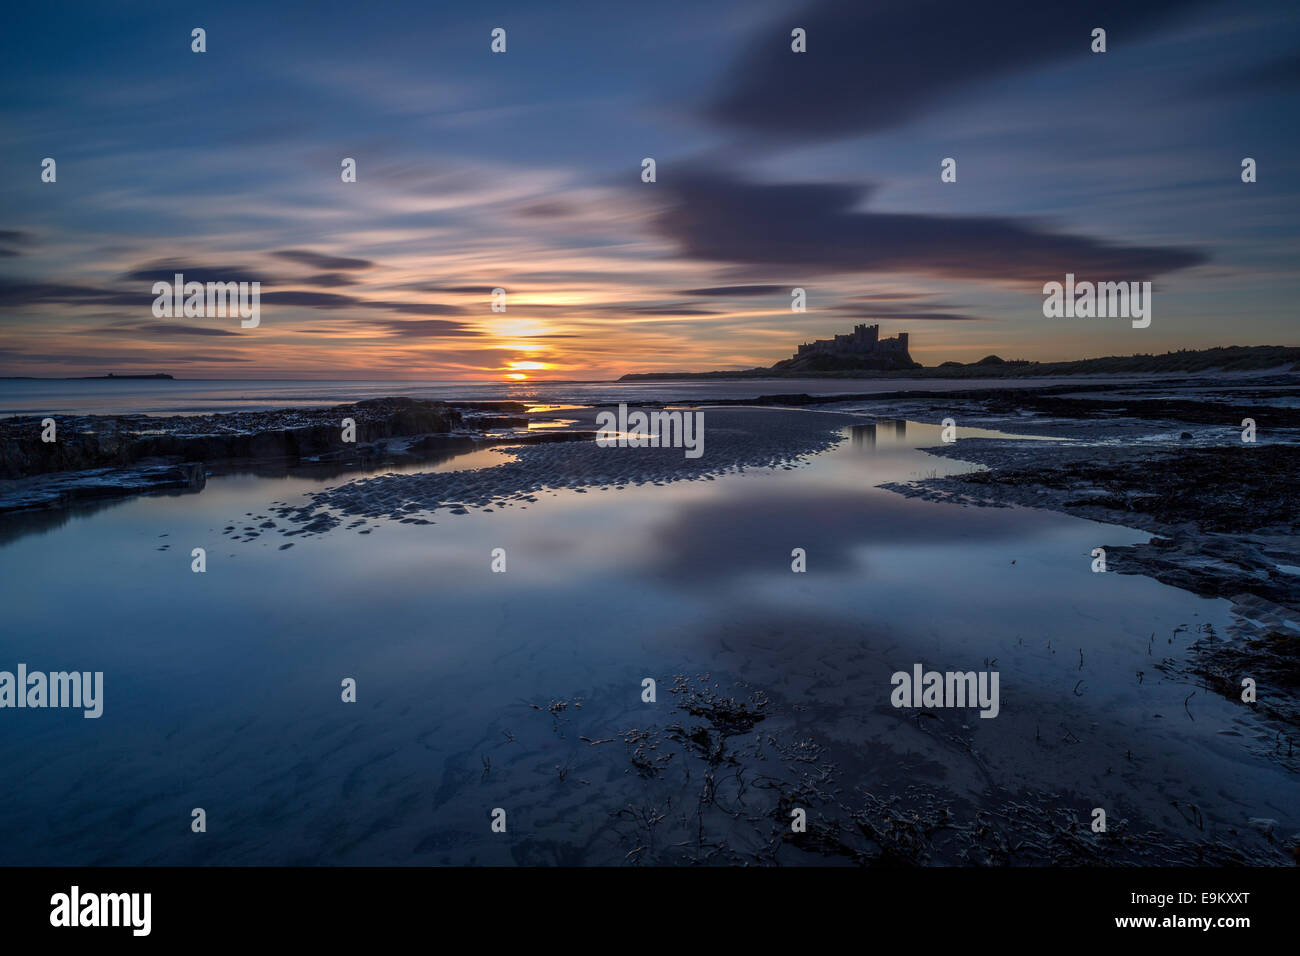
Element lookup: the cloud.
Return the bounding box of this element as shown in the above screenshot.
[258,291,355,309]
[0,351,251,366]
[366,300,466,316]
[828,310,985,321]
[259,291,466,316]
[367,319,478,338]
[707,0,1203,141]
[516,199,575,218]
[271,249,374,271]
[1197,52,1300,95]
[307,272,360,287]
[112,322,242,337]
[676,285,786,296]
[826,300,983,320]
[122,260,279,285]
[0,229,34,257]
[655,170,1207,285]
[625,306,721,316]
[0,280,146,309]
[411,284,499,294]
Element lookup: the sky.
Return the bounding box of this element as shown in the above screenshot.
[1,0,1297,380]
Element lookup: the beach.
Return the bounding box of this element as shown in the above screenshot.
[0,371,1296,865]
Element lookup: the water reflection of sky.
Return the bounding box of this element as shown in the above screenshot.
[0,418,1292,864]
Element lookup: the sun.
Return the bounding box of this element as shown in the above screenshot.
[502,360,553,381]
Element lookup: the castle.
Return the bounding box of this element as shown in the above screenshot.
[773,324,917,372]
[794,324,909,359]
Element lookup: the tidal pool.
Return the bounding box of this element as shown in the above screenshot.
[0,413,1291,864]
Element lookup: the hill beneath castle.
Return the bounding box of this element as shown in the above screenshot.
[618,345,1300,381]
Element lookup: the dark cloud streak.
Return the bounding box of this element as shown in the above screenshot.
[272,250,373,271]
[676,285,785,296]
[656,170,1207,284]
[708,0,1204,141]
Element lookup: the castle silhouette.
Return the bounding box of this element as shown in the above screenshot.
[773,324,917,371]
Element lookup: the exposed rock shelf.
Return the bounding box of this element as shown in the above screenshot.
[0,398,547,514]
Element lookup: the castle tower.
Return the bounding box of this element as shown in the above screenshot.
[897,332,909,352]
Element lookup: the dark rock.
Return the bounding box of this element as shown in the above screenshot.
[0,398,464,480]
[0,459,205,515]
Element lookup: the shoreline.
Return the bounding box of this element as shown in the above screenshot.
[5,375,1299,626]
[2,377,1297,865]
[3,371,1296,519]
[0,398,586,515]
[618,348,1300,381]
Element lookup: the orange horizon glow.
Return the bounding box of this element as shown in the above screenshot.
[1,272,1255,381]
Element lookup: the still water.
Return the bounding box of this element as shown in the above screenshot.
[0,415,1291,864]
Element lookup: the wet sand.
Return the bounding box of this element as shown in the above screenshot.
[1,378,1296,866]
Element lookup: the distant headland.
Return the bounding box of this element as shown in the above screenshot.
[620,327,1300,380]
[77,373,175,380]
[0,373,175,381]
